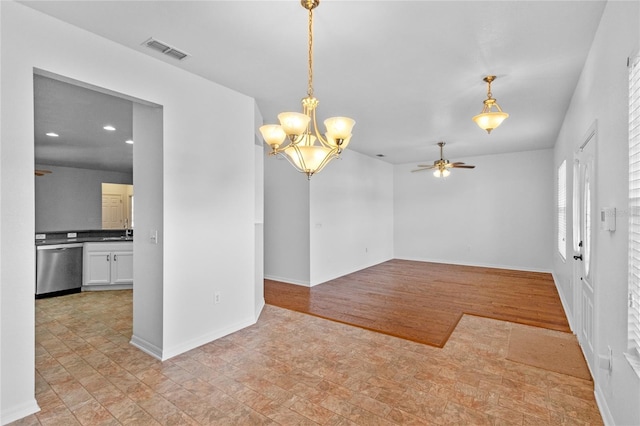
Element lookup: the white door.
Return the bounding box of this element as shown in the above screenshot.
[573,130,596,374]
[102,194,123,229]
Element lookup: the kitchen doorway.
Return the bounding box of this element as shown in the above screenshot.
[33,69,164,357]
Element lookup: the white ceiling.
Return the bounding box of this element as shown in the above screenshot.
[34,74,134,173]
[27,0,606,170]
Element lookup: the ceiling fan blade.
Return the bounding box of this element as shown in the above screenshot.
[35,169,52,176]
[452,165,476,169]
[451,162,466,166]
[417,164,436,168]
[411,167,434,173]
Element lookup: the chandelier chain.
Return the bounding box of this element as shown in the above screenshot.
[307,7,314,98]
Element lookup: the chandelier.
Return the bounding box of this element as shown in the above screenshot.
[472,75,509,134]
[259,0,355,179]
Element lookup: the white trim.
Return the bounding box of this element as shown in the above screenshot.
[624,351,640,379]
[594,383,615,426]
[394,256,553,274]
[552,272,576,333]
[161,316,257,361]
[129,335,163,360]
[0,399,39,426]
[264,274,310,287]
[254,298,265,322]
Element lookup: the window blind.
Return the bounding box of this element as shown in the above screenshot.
[558,160,567,260]
[628,52,640,365]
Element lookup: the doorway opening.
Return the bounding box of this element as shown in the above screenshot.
[33,68,164,358]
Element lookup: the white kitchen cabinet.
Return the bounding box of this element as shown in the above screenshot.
[83,242,133,287]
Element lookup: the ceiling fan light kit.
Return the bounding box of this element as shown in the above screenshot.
[259,0,355,179]
[412,142,476,178]
[472,75,509,134]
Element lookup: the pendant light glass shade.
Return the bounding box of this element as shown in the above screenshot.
[259,0,355,179]
[472,109,509,134]
[473,75,509,134]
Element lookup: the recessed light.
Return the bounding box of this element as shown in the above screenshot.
[46,132,59,137]
[103,125,116,131]
[125,140,134,145]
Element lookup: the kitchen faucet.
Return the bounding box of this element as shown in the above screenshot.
[124,219,133,238]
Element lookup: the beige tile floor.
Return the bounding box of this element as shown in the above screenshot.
[11,290,602,425]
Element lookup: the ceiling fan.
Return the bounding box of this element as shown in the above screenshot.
[35,169,52,177]
[411,142,476,178]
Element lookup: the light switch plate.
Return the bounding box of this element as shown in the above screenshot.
[67,232,77,238]
[35,234,46,240]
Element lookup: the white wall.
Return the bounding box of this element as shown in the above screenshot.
[1,2,258,422]
[309,150,394,285]
[254,104,265,317]
[34,165,133,232]
[130,103,164,358]
[264,155,311,285]
[395,149,554,272]
[552,2,640,425]
[264,149,394,287]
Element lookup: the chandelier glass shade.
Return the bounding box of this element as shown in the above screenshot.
[472,75,509,134]
[259,0,355,179]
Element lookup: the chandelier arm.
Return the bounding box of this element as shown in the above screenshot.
[311,147,340,175]
[310,106,330,146]
[280,143,310,175]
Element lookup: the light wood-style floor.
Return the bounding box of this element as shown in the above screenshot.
[266,259,571,347]
[12,260,602,425]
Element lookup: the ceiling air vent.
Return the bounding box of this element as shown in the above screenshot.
[142,38,190,61]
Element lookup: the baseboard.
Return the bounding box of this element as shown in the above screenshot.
[310,257,393,286]
[264,274,310,287]
[594,383,614,426]
[552,272,576,333]
[129,335,163,360]
[1,399,40,425]
[255,298,265,321]
[394,256,552,274]
[161,316,257,360]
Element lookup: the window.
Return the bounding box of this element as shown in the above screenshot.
[627,51,640,374]
[558,160,567,260]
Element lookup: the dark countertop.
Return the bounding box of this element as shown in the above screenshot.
[35,229,133,246]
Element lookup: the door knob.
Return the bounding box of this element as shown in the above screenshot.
[573,254,583,261]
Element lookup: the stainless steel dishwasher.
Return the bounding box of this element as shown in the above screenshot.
[36,243,83,297]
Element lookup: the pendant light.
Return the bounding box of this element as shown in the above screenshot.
[259,0,355,179]
[472,75,509,134]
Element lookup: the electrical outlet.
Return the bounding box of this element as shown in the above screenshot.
[214,292,221,304]
[67,232,77,238]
